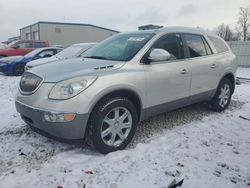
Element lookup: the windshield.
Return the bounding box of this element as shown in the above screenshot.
[82,33,155,61]
[24,48,42,58]
[55,45,84,59]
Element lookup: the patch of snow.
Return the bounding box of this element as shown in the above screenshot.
[237,67,250,79]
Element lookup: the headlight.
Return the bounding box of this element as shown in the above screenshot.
[49,76,97,99]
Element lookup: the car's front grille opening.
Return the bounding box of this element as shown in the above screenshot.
[19,72,43,94]
[21,115,34,124]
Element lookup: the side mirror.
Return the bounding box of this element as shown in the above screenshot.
[148,48,171,62]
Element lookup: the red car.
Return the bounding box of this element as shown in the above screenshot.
[0,40,50,58]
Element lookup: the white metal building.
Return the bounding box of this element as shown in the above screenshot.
[228,41,250,67]
[20,21,119,47]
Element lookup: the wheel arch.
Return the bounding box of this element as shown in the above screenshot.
[220,72,235,93]
[8,62,19,76]
[88,88,143,122]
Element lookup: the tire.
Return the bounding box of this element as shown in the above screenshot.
[86,97,138,154]
[13,64,25,76]
[210,78,233,112]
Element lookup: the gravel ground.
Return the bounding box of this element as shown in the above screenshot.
[131,99,244,147]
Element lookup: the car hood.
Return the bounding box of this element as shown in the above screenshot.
[29,58,125,82]
[26,56,58,67]
[0,56,23,64]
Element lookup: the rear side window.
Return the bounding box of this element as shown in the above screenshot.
[33,42,46,48]
[183,34,207,58]
[152,33,184,60]
[208,36,229,53]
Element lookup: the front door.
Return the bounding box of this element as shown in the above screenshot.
[143,33,191,115]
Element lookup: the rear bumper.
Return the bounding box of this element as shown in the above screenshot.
[15,100,89,140]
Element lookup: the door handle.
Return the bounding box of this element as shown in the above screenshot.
[181,69,187,74]
[211,64,216,69]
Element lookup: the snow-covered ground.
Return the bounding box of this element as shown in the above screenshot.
[237,67,250,79]
[0,70,250,188]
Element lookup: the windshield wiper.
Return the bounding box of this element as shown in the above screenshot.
[84,56,107,60]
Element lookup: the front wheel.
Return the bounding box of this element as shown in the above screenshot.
[210,78,233,111]
[86,97,138,154]
[13,64,25,76]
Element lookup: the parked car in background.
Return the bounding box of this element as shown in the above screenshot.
[0,47,62,76]
[25,43,96,70]
[0,40,50,58]
[15,27,237,153]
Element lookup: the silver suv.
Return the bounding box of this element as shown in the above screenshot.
[15,27,237,153]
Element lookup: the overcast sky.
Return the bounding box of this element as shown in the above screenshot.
[0,0,249,42]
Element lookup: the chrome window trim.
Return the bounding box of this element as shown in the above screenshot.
[186,50,230,61]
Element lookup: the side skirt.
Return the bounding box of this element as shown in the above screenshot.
[140,89,216,121]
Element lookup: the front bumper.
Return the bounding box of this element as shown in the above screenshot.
[15,100,89,140]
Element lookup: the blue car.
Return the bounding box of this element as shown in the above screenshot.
[0,47,62,76]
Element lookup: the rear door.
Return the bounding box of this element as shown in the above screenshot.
[182,34,220,99]
[144,33,191,114]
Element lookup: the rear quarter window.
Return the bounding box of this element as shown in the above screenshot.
[208,36,229,53]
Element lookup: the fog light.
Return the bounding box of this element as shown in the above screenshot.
[44,112,75,122]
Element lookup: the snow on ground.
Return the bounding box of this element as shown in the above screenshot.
[237,67,250,79]
[0,70,250,188]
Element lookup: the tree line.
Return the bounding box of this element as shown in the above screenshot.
[215,6,250,41]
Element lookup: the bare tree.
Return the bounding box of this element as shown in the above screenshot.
[215,24,234,41]
[237,6,250,41]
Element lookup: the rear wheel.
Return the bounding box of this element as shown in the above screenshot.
[210,78,233,111]
[86,97,138,154]
[13,64,25,76]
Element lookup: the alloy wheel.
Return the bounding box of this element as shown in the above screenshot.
[218,83,230,108]
[100,107,132,147]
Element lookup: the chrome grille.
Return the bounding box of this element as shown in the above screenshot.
[19,72,43,94]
